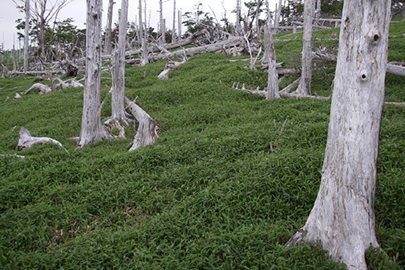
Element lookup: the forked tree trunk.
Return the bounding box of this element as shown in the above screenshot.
[286,1,391,269]
[111,0,128,122]
[79,0,109,147]
[104,0,115,55]
[23,0,30,72]
[294,0,313,95]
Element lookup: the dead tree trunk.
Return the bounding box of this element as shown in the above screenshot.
[159,0,164,45]
[104,0,115,55]
[235,0,241,34]
[264,21,279,99]
[125,97,159,151]
[172,0,176,42]
[111,0,129,123]
[294,0,314,95]
[23,0,30,72]
[286,1,391,269]
[79,0,109,147]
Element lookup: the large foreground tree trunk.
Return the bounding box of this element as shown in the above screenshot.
[286,1,391,269]
[79,0,109,147]
[294,0,313,95]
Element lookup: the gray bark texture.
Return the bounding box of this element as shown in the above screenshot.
[264,23,279,99]
[294,0,313,95]
[286,1,392,269]
[104,0,114,55]
[111,0,128,122]
[24,0,30,72]
[79,0,109,147]
[125,97,159,151]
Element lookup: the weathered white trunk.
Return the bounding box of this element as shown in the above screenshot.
[178,8,182,39]
[79,0,109,147]
[111,0,128,122]
[125,97,159,151]
[294,0,313,95]
[159,0,164,45]
[315,0,321,23]
[275,0,283,30]
[172,0,176,42]
[23,0,30,72]
[264,21,279,99]
[236,0,241,34]
[287,1,391,269]
[104,0,114,55]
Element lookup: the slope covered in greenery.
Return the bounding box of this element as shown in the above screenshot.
[0,24,404,269]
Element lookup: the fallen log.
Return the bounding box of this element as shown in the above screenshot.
[0,154,25,160]
[125,97,160,151]
[22,83,52,95]
[386,62,405,77]
[103,29,212,60]
[16,127,64,151]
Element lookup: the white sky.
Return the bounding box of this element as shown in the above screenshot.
[1,0,279,50]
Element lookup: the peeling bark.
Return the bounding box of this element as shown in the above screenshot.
[79,0,110,147]
[125,97,159,151]
[287,1,391,269]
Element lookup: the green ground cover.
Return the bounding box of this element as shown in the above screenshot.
[0,23,404,269]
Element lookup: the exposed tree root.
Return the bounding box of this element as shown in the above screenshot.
[22,83,52,95]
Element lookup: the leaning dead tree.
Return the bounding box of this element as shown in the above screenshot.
[125,97,160,151]
[78,0,110,147]
[286,1,391,269]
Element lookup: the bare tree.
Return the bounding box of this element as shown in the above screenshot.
[104,0,115,55]
[235,0,241,34]
[172,0,177,42]
[286,1,392,269]
[110,0,129,123]
[79,0,109,147]
[264,0,279,99]
[14,0,72,61]
[294,0,314,95]
[23,0,30,72]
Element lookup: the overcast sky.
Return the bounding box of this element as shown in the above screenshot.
[1,0,279,50]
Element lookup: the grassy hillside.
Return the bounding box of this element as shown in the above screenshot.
[0,23,404,269]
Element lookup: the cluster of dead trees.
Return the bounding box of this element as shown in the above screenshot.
[3,1,405,269]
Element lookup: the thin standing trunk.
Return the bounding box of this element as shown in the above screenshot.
[236,0,241,34]
[24,0,30,72]
[294,0,313,95]
[264,0,279,99]
[104,0,114,55]
[159,0,164,45]
[172,0,176,42]
[315,0,321,23]
[79,0,109,147]
[275,0,282,30]
[286,1,391,269]
[178,8,182,39]
[111,0,128,122]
